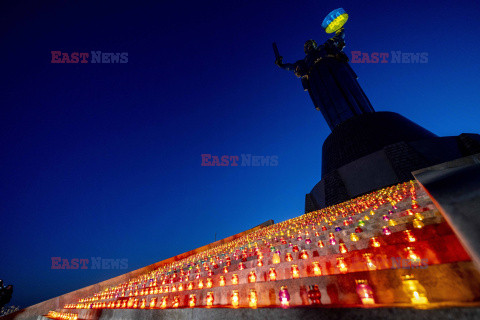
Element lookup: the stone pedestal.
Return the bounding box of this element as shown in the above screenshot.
[306,112,480,211]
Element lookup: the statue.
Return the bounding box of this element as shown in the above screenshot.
[274,9,374,130]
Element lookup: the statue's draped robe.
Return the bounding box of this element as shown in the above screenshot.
[281,31,374,130]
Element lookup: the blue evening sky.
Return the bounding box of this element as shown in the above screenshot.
[1,0,479,307]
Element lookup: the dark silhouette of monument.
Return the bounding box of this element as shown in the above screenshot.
[275,28,374,130]
[0,280,14,309]
[274,25,480,212]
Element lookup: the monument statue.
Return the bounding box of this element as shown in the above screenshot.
[274,9,374,130]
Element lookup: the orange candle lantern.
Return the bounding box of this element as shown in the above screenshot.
[231,290,239,308]
[285,252,293,262]
[198,280,204,289]
[300,250,309,259]
[336,257,348,273]
[313,261,322,276]
[188,294,196,308]
[248,289,258,308]
[206,278,213,288]
[248,271,257,283]
[370,237,381,248]
[269,268,277,281]
[363,253,377,270]
[339,242,348,254]
[405,247,419,261]
[413,219,424,229]
[149,298,157,308]
[350,233,359,242]
[404,230,416,242]
[172,296,179,308]
[272,253,281,264]
[232,274,239,285]
[291,264,300,279]
[219,276,226,287]
[206,292,214,307]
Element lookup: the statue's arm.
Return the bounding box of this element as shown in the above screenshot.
[276,59,307,77]
[275,57,297,71]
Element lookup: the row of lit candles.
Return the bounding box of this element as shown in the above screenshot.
[79,224,424,304]
[63,274,429,312]
[73,182,423,305]
[69,248,426,309]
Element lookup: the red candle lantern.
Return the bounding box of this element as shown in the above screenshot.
[307,285,321,305]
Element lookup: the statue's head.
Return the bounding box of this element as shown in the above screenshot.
[304,40,317,54]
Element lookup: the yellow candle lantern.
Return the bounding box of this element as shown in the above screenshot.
[401,275,429,304]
